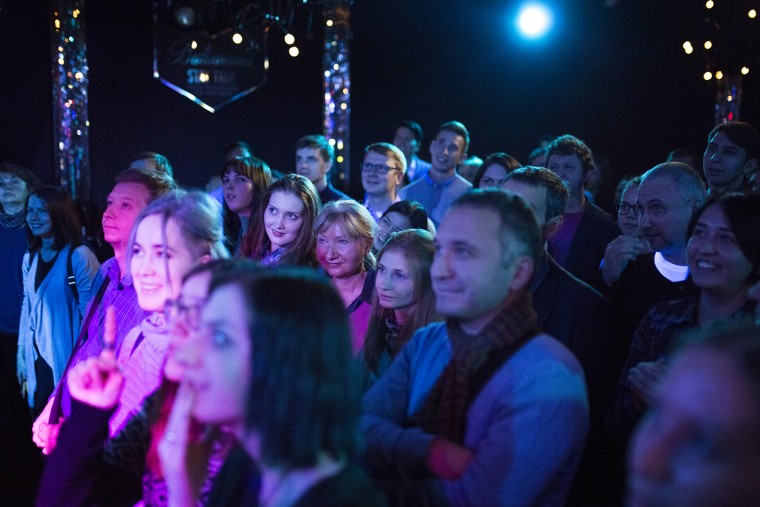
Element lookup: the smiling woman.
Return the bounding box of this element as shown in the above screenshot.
[608,193,760,437]
[110,190,228,434]
[315,200,377,353]
[17,186,100,416]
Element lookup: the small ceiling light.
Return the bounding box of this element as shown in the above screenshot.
[706,0,714,8]
[741,66,750,75]
[683,41,693,54]
[704,40,712,49]
[703,71,713,80]
[289,46,300,57]
[284,33,295,45]
[749,9,757,18]
[232,33,243,44]
[715,70,724,80]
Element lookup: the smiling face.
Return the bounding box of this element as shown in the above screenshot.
[222,168,255,217]
[263,190,305,252]
[375,249,417,313]
[185,283,252,427]
[429,130,466,177]
[130,214,199,312]
[703,132,754,194]
[627,348,760,507]
[102,182,152,249]
[164,270,211,382]
[316,222,366,279]
[431,206,522,334]
[686,203,754,298]
[25,195,52,239]
[361,151,403,198]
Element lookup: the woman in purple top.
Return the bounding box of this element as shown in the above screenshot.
[315,200,377,355]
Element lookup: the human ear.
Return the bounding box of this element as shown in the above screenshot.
[509,255,534,292]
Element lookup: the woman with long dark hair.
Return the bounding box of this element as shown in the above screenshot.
[362,229,439,387]
[16,186,100,416]
[220,156,272,255]
[160,268,384,506]
[240,173,321,267]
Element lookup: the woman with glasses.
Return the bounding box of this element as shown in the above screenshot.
[361,142,407,221]
[602,176,651,287]
[473,152,521,189]
[38,259,247,506]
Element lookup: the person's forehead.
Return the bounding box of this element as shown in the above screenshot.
[0,172,25,184]
[364,151,392,165]
[110,181,150,200]
[666,349,760,427]
[395,126,414,139]
[296,147,323,159]
[547,153,581,165]
[435,130,465,147]
[709,131,744,150]
[385,211,411,228]
[637,176,679,202]
[621,184,639,202]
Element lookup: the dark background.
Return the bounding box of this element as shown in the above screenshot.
[2,0,758,203]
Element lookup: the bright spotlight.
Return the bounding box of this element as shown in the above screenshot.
[517,3,552,39]
[232,33,243,45]
[289,46,300,57]
[284,33,295,45]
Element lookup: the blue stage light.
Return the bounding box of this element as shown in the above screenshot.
[516,3,552,39]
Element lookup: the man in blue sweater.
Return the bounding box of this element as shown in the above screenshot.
[362,189,589,506]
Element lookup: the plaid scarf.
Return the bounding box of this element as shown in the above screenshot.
[415,292,539,443]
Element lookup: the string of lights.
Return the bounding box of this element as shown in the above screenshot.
[52,0,90,199]
[322,1,351,187]
[681,0,759,123]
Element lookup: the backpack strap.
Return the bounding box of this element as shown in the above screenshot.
[67,244,80,303]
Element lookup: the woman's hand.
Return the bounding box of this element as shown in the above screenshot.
[159,382,209,507]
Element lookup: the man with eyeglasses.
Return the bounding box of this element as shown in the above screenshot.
[361,143,407,221]
[399,121,472,227]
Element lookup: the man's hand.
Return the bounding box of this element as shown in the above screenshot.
[602,235,647,286]
[428,438,474,481]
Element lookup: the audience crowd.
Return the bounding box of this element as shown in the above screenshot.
[1,119,760,507]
